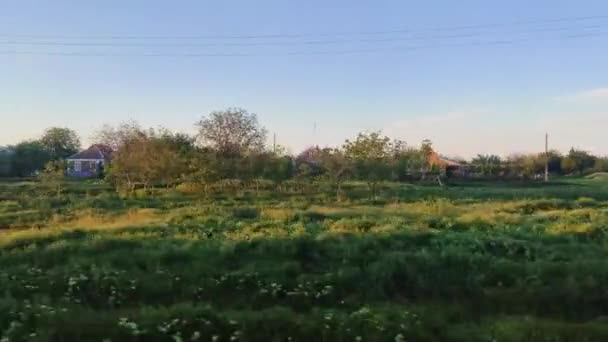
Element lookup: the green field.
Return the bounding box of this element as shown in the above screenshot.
[2,179,608,341]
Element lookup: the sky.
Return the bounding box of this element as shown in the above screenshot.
[1,0,607,158]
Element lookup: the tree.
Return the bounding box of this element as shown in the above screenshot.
[561,148,595,175]
[295,146,325,178]
[593,157,608,172]
[471,154,502,177]
[11,140,52,177]
[40,127,81,160]
[38,160,66,198]
[343,131,392,199]
[91,120,142,151]
[107,131,185,194]
[419,139,435,180]
[545,150,563,175]
[195,108,267,157]
[504,153,544,179]
[185,147,220,195]
[318,148,351,201]
[0,146,14,177]
[266,154,295,191]
[386,140,423,181]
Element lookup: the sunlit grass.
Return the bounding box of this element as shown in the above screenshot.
[2,178,608,340]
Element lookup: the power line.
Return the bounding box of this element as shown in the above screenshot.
[0,31,604,58]
[0,14,607,40]
[0,24,602,48]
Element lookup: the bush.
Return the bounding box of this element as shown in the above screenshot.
[232,207,260,219]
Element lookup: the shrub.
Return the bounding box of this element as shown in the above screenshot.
[232,207,260,219]
[261,208,296,222]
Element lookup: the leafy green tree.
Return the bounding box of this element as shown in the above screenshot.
[471,154,502,176]
[40,127,81,160]
[266,155,295,191]
[419,139,435,180]
[185,147,220,195]
[522,154,543,178]
[546,150,563,175]
[38,160,66,198]
[11,140,52,177]
[92,120,142,151]
[560,157,577,176]
[561,148,596,175]
[196,108,267,157]
[107,130,185,194]
[593,157,608,172]
[344,131,392,199]
[318,148,351,201]
[0,146,14,177]
[505,154,544,179]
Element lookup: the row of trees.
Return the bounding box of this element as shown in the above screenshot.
[469,148,606,178]
[80,109,439,198]
[0,128,80,177]
[2,108,607,197]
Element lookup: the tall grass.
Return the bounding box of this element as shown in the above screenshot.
[1,178,608,340]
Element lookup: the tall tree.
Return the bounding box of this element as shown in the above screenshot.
[472,154,502,176]
[11,140,51,177]
[107,131,185,193]
[38,160,66,198]
[561,148,595,175]
[593,157,608,172]
[318,148,351,201]
[545,150,563,175]
[185,147,220,195]
[343,131,392,199]
[419,139,435,180]
[91,120,142,151]
[195,108,267,157]
[0,146,14,177]
[40,127,81,160]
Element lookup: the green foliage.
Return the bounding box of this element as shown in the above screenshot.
[562,148,596,175]
[0,147,13,177]
[40,127,81,160]
[107,130,189,193]
[344,132,393,198]
[196,108,267,156]
[11,140,51,177]
[232,206,260,219]
[471,154,502,176]
[38,160,66,198]
[1,180,608,339]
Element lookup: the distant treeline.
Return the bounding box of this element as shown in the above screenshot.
[1,108,607,196]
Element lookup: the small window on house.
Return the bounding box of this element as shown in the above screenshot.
[74,161,81,172]
[91,161,97,169]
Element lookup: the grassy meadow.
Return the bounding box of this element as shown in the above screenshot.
[1,178,608,341]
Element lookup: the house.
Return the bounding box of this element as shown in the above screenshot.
[66,144,112,178]
[428,152,467,177]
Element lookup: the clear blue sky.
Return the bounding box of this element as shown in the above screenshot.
[1,0,607,158]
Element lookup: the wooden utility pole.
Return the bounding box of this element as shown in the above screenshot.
[544,133,549,182]
[273,133,276,153]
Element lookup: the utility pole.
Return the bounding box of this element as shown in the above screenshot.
[273,133,276,154]
[544,133,549,182]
